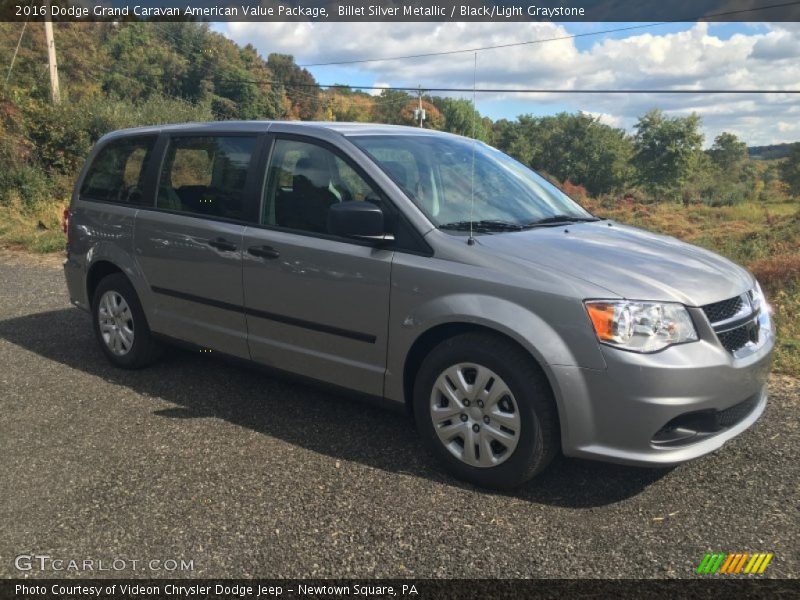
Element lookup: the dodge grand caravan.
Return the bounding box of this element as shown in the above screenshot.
[63,121,774,488]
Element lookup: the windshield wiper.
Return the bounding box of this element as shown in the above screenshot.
[439,220,525,232]
[524,215,601,228]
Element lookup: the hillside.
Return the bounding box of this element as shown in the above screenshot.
[749,143,796,160]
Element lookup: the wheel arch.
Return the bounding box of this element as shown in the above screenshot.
[402,322,559,420]
[83,242,152,316]
[86,260,126,306]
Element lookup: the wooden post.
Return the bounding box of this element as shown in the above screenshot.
[43,1,61,104]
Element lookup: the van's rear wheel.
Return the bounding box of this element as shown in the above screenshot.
[414,333,558,489]
[92,273,161,369]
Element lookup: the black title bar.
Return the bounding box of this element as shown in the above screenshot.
[3,579,798,600]
[2,0,800,22]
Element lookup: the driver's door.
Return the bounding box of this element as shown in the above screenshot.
[242,136,393,396]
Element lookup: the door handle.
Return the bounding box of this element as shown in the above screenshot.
[208,237,237,252]
[247,245,280,259]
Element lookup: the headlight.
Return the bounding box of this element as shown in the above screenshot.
[749,280,766,314]
[584,300,698,353]
[750,280,773,334]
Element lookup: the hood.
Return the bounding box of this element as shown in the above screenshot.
[475,221,754,306]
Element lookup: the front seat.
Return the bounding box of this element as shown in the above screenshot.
[278,156,338,233]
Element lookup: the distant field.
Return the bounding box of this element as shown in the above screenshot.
[1,194,798,377]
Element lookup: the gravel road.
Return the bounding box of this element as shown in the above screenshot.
[0,251,797,579]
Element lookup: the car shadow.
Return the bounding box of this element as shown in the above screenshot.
[0,307,672,508]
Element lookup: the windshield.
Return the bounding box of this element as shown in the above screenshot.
[349,134,593,230]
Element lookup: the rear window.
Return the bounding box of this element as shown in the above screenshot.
[156,136,256,221]
[80,136,157,205]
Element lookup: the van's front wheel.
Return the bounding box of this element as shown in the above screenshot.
[413,333,558,489]
[92,273,162,369]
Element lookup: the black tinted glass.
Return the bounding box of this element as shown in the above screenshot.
[157,136,256,220]
[80,136,156,205]
[263,139,382,235]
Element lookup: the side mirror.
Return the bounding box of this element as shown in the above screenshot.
[327,201,394,241]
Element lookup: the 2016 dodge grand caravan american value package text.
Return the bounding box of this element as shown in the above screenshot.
[63,121,774,488]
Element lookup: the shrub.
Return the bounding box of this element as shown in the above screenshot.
[561,180,590,203]
[0,165,56,208]
[749,254,800,295]
[769,285,800,377]
[23,101,93,175]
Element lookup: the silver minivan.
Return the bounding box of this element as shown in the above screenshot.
[63,121,774,488]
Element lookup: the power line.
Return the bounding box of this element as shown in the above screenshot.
[213,78,800,94]
[4,22,27,86]
[297,0,800,67]
[299,22,669,67]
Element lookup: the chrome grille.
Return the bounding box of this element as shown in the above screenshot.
[717,323,758,353]
[702,296,744,324]
[702,292,760,355]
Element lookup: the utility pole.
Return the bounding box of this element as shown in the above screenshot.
[43,1,61,104]
[415,85,425,128]
[418,85,422,127]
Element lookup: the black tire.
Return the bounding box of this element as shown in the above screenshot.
[413,332,559,489]
[91,273,162,369]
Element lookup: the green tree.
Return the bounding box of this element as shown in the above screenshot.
[267,53,321,120]
[153,23,215,103]
[324,90,375,122]
[102,24,189,101]
[633,109,704,201]
[489,118,534,166]
[433,98,489,141]
[709,132,748,173]
[780,143,800,197]
[699,132,759,206]
[371,89,413,124]
[491,113,633,195]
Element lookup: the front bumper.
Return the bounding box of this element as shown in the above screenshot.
[551,323,774,467]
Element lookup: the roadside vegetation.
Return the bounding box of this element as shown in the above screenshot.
[0,21,798,375]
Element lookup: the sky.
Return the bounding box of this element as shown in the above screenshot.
[213,21,800,146]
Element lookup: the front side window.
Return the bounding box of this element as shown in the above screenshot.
[157,136,256,220]
[80,136,156,205]
[349,134,593,230]
[262,139,383,235]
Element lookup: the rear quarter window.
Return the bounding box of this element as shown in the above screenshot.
[80,136,157,205]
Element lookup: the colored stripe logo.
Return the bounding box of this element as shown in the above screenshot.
[697,552,773,574]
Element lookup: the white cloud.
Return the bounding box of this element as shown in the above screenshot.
[218,21,800,145]
[580,111,623,128]
[368,82,391,96]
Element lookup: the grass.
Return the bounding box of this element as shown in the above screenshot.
[0,194,68,254]
[0,190,798,376]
